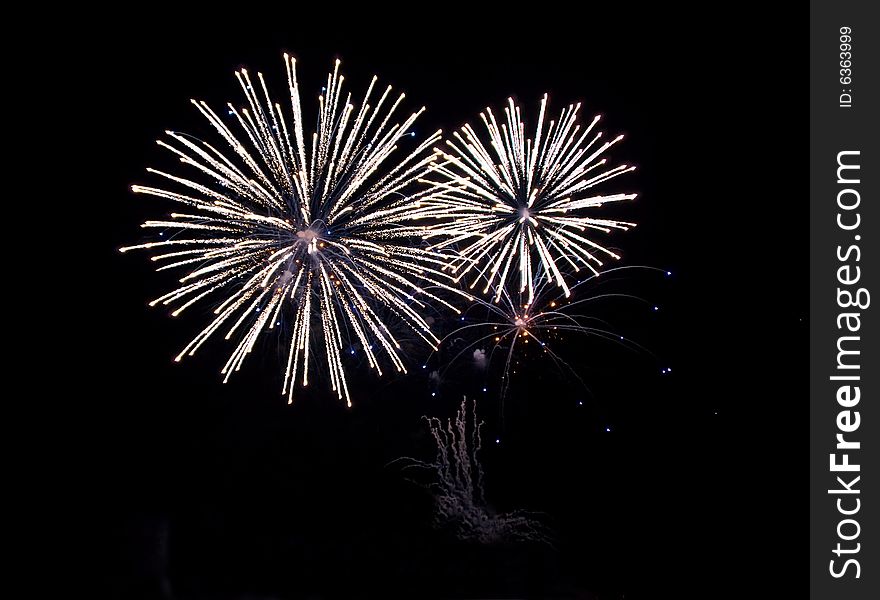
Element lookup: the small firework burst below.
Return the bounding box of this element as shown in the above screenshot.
[436,267,659,399]
[412,95,637,304]
[121,57,470,406]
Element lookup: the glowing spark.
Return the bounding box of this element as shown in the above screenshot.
[414,95,636,304]
[121,57,471,406]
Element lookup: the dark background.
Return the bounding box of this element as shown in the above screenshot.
[62,7,805,599]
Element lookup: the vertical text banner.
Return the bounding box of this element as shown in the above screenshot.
[810,1,878,598]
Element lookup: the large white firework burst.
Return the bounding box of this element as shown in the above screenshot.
[413,95,637,304]
[121,56,470,406]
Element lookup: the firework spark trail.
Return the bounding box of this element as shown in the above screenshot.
[406,95,637,304]
[392,397,552,545]
[434,267,663,401]
[121,56,472,406]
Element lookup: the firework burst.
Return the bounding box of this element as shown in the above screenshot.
[412,95,637,304]
[436,267,659,399]
[121,56,471,406]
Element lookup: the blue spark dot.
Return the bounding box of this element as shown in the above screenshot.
[666,271,672,276]
[482,388,487,392]
[159,232,164,236]
[227,109,234,115]
[605,427,611,432]
[461,317,465,321]
[431,392,436,397]
[578,401,583,406]
[619,336,624,340]
[350,350,355,355]
[495,438,500,444]
[422,365,426,369]
[653,306,659,311]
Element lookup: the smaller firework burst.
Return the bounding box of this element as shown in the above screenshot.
[434,267,660,399]
[408,95,637,304]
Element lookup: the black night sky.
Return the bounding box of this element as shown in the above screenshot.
[68,7,806,599]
